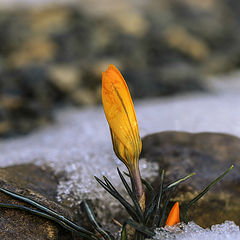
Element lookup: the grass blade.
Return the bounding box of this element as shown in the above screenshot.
[117,168,144,221]
[152,170,164,227]
[144,172,194,223]
[121,223,128,240]
[83,200,113,240]
[0,203,99,240]
[164,173,195,192]
[183,165,234,219]
[144,193,158,224]
[0,187,93,236]
[126,219,155,237]
[95,177,140,221]
[159,186,176,227]
[103,176,119,193]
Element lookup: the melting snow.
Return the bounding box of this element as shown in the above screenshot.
[152,221,240,240]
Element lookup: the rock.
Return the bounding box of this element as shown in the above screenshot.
[0,66,62,138]
[162,25,210,61]
[0,164,77,240]
[29,7,71,35]
[7,37,57,68]
[1,1,240,137]
[125,64,205,98]
[49,64,81,93]
[110,10,148,37]
[71,88,97,105]
[141,131,240,227]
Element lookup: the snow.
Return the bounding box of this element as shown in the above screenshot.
[152,221,240,240]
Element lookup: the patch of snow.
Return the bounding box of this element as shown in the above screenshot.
[151,221,240,240]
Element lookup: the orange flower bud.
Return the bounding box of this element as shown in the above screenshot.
[165,202,180,227]
[102,65,142,171]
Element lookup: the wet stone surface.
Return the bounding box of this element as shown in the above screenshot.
[0,164,79,240]
[142,131,240,227]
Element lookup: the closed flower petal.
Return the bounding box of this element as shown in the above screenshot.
[102,64,142,170]
[165,202,180,227]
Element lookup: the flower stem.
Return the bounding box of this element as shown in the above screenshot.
[130,166,145,211]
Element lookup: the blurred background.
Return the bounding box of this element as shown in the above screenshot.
[0,0,240,138]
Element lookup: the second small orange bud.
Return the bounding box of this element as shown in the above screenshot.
[165,202,180,227]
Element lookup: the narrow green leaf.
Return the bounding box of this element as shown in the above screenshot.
[136,231,145,240]
[0,188,94,236]
[183,165,234,220]
[144,172,194,223]
[126,219,155,237]
[95,177,140,221]
[121,223,128,240]
[159,186,176,227]
[164,172,195,192]
[83,200,113,240]
[117,168,144,221]
[152,170,164,227]
[0,203,99,240]
[103,176,119,193]
[144,193,158,223]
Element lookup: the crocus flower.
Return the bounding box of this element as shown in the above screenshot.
[165,202,180,227]
[102,64,144,205]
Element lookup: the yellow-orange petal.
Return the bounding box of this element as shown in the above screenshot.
[165,202,180,227]
[101,64,142,169]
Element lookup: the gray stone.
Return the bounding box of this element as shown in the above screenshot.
[142,131,240,227]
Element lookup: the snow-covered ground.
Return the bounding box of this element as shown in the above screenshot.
[152,221,240,240]
[0,72,240,239]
